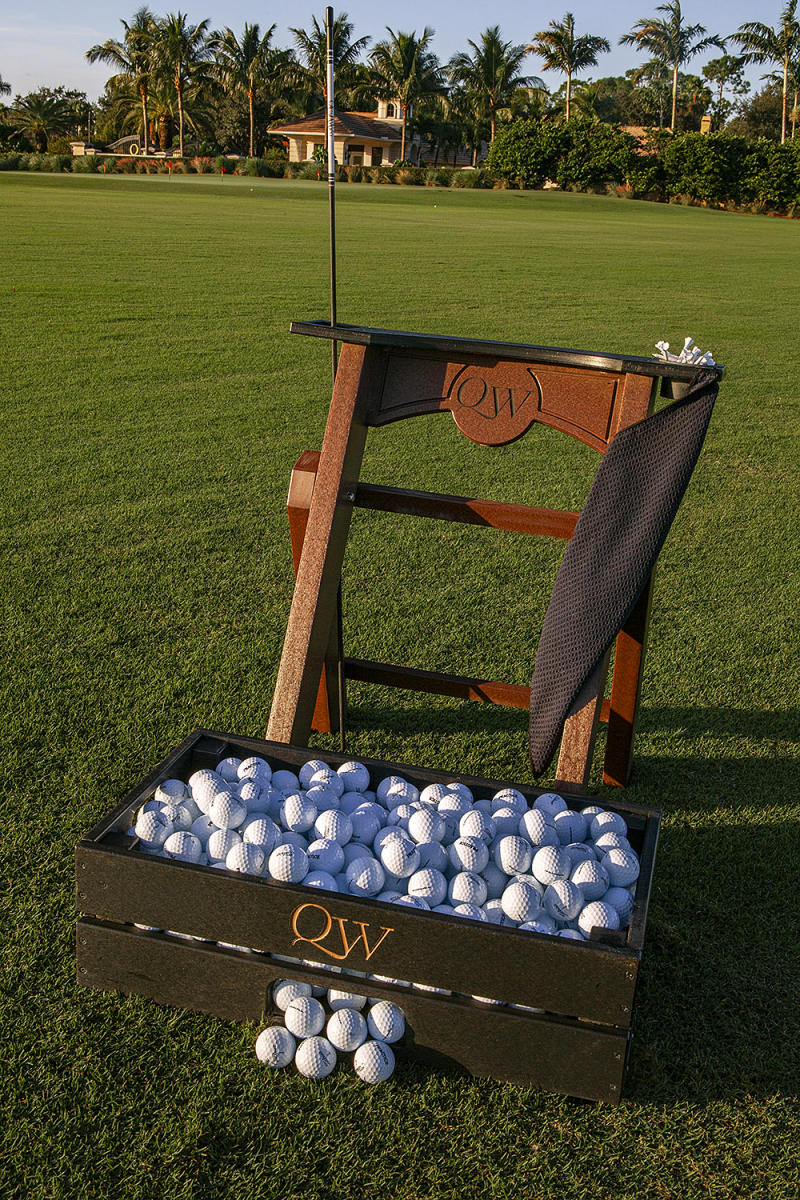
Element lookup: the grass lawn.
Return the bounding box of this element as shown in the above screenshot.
[1,172,798,1199]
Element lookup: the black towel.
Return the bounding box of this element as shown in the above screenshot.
[529,369,719,777]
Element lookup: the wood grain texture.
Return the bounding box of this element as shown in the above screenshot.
[343,658,531,708]
[76,918,629,1101]
[267,343,383,744]
[604,575,656,787]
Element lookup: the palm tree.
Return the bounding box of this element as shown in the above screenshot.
[211,24,280,157]
[448,26,541,144]
[153,11,212,156]
[9,92,72,151]
[528,12,610,120]
[290,12,369,107]
[620,2,724,132]
[0,76,11,97]
[730,2,800,142]
[87,8,156,152]
[370,28,445,161]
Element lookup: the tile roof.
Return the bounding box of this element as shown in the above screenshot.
[269,109,401,141]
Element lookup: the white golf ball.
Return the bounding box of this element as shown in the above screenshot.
[416,841,449,872]
[448,836,489,874]
[237,780,265,813]
[155,779,190,805]
[493,835,533,876]
[306,837,345,875]
[326,1007,368,1052]
[553,809,588,845]
[604,886,635,925]
[237,756,272,784]
[531,845,572,886]
[299,759,329,788]
[602,848,640,888]
[577,900,621,937]
[273,979,313,1010]
[255,1025,295,1068]
[134,808,172,849]
[379,834,420,878]
[284,995,326,1038]
[419,783,452,806]
[225,842,266,875]
[295,1036,337,1079]
[216,756,242,783]
[327,989,368,1011]
[308,767,345,797]
[543,879,584,921]
[519,914,558,934]
[407,867,448,906]
[272,769,301,794]
[490,806,521,837]
[190,814,216,845]
[208,789,246,830]
[533,792,568,818]
[589,810,628,840]
[452,902,486,921]
[306,784,341,812]
[242,816,280,854]
[349,807,382,845]
[314,809,353,845]
[393,895,430,910]
[367,1000,405,1043]
[444,782,474,805]
[337,761,370,792]
[162,831,203,863]
[408,808,446,844]
[346,856,385,896]
[570,858,610,901]
[594,831,632,856]
[459,810,496,843]
[304,870,339,891]
[481,862,508,900]
[491,787,527,814]
[267,843,308,883]
[280,792,317,833]
[500,880,542,923]
[518,808,559,847]
[206,828,241,863]
[482,898,516,926]
[353,1039,395,1083]
[448,871,488,907]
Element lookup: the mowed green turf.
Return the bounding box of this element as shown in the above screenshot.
[1,172,798,1199]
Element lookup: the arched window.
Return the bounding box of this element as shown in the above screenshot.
[387,103,396,118]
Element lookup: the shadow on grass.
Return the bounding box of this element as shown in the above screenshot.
[627,809,800,1104]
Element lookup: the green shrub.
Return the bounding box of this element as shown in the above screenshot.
[396,166,425,185]
[663,132,749,205]
[298,160,323,179]
[72,154,101,173]
[347,165,364,182]
[214,155,238,174]
[0,153,25,171]
[114,157,136,173]
[370,164,396,183]
[626,152,666,199]
[451,168,491,188]
[25,153,71,172]
[554,120,633,190]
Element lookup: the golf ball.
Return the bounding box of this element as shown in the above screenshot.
[255,1025,295,1068]
[353,1040,395,1083]
[367,1000,405,1043]
[326,1007,368,1052]
[295,1036,337,1079]
[284,995,326,1038]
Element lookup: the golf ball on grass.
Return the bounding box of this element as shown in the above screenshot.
[295,1036,337,1079]
[367,1001,405,1043]
[353,1040,395,1083]
[255,1026,295,1068]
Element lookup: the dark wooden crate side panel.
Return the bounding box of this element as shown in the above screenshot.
[76,843,638,1027]
[77,920,628,1102]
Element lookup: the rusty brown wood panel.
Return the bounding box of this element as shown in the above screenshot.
[267,343,385,744]
[604,576,656,787]
[343,658,532,708]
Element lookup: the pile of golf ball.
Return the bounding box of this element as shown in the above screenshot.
[255,980,404,1083]
[130,754,639,946]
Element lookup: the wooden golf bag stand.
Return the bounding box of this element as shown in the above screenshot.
[267,321,675,789]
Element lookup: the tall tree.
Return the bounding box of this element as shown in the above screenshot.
[528,12,610,120]
[87,7,156,151]
[153,11,212,156]
[211,24,278,157]
[370,27,445,160]
[620,2,724,132]
[290,11,369,107]
[0,76,11,97]
[702,55,750,128]
[448,26,541,144]
[9,91,72,151]
[730,2,800,142]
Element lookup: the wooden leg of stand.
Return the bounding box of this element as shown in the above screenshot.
[603,574,655,788]
[554,651,611,792]
[287,452,341,735]
[267,343,379,746]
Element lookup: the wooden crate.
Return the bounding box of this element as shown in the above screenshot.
[75,729,660,1103]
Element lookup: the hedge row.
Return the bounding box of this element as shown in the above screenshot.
[3,129,800,212]
[0,151,495,188]
[487,120,800,212]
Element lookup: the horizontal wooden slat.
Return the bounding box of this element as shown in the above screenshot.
[77,919,629,1101]
[343,658,532,708]
[352,482,579,538]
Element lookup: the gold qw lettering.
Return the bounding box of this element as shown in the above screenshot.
[290,901,394,962]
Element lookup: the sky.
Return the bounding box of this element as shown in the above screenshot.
[0,0,778,101]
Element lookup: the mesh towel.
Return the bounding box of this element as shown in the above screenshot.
[529,369,719,777]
